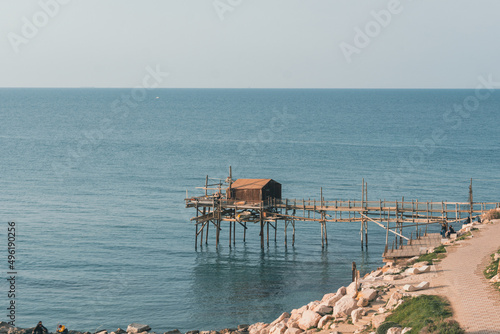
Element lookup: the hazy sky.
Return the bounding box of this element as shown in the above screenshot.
[1,0,500,88]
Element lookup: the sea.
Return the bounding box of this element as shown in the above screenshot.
[1,88,499,333]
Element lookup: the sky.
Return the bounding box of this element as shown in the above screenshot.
[1,0,500,88]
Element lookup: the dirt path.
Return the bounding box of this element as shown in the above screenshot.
[431,220,500,333]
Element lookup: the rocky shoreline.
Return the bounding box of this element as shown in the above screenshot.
[4,210,498,334]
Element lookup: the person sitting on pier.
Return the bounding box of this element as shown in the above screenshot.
[440,223,447,237]
[57,325,68,334]
[446,225,456,238]
[33,322,48,334]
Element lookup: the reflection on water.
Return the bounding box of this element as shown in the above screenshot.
[188,231,385,331]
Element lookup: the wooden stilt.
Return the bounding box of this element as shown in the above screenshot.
[285,221,288,247]
[205,219,209,244]
[267,222,269,246]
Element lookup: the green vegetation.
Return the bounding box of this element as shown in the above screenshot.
[381,295,464,334]
[455,232,471,241]
[483,250,499,279]
[376,322,400,334]
[484,248,500,290]
[417,245,447,264]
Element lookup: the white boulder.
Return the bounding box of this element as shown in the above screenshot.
[317,315,334,329]
[284,328,302,334]
[346,281,359,296]
[297,310,321,330]
[358,288,378,301]
[386,327,402,334]
[332,295,358,317]
[312,304,332,315]
[351,308,365,324]
[269,323,287,334]
[127,324,151,334]
[271,312,290,326]
[324,292,343,306]
[383,274,403,281]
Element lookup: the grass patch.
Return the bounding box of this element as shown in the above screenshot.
[455,232,471,241]
[417,245,447,264]
[376,322,400,334]
[434,245,446,253]
[382,295,464,334]
[484,249,500,280]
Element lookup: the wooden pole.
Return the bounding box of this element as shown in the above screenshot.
[285,221,288,247]
[195,224,198,250]
[260,202,264,248]
[205,216,209,245]
[267,221,269,246]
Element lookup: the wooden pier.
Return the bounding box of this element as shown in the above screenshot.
[185,169,499,255]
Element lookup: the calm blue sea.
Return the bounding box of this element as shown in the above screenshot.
[1,88,499,332]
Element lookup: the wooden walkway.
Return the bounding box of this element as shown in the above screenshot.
[185,177,500,250]
[383,233,443,260]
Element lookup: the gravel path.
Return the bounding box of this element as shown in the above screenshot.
[432,220,500,334]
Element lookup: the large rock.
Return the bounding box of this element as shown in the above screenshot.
[7,328,31,334]
[415,281,430,290]
[324,292,343,306]
[336,286,346,296]
[248,323,268,334]
[286,322,299,329]
[403,281,430,292]
[312,304,332,315]
[332,295,358,317]
[269,323,287,334]
[127,324,151,334]
[351,308,365,324]
[371,313,388,328]
[405,268,420,275]
[290,306,307,322]
[358,288,377,301]
[490,274,500,283]
[163,331,181,334]
[357,297,369,307]
[321,293,336,303]
[271,312,290,326]
[297,310,321,330]
[386,328,402,334]
[383,274,403,281]
[317,315,333,329]
[346,281,359,296]
[386,292,403,310]
[283,329,302,334]
[418,265,430,273]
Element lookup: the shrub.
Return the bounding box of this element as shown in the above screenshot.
[384,295,461,333]
[376,322,401,334]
